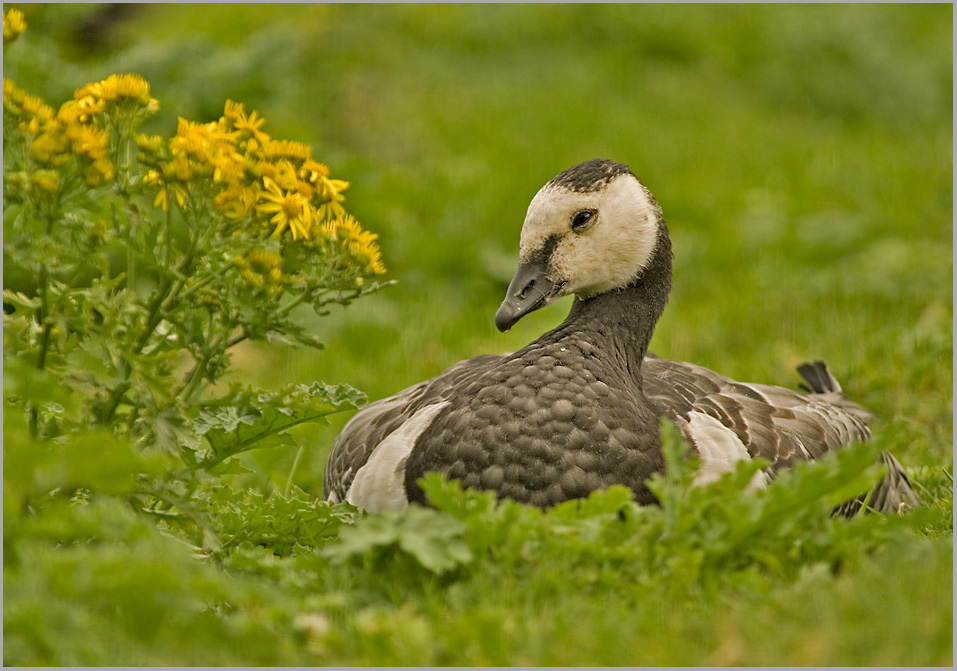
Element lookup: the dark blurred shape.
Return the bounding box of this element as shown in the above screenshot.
[72,3,141,55]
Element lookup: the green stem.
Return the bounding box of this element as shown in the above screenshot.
[134,277,176,352]
[179,358,209,405]
[30,266,52,439]
[284,444,306,497]
[27,192,70,438]
[133,219,203,353]
[170,262,232,305]
[99,381,132,425]
[179,315,233,404]
[132,213,210,354]
[99,155,152,422]
[34,324,52,369]
[225,329,250,350]
[35,298,51,373]
[274,289,312,319]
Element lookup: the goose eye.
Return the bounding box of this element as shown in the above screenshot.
[571,209,596,232]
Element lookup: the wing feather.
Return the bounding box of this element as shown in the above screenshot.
[322,354,505,502]
[642,354,872,475]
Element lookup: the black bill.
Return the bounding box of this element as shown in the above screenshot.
[494,258,563,332]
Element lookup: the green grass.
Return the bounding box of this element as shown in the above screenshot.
[4,3,952,666]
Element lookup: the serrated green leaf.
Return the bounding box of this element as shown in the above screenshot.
[206,484,357,552]
[324,505,474,574]
[325,514,401,558]
[192,381,366,470]
[207,459,255,476]
[551,484,636,519]
[2,289,41,312]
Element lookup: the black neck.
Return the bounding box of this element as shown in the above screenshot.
[550,222,673,382]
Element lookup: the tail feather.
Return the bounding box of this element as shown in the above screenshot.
[797,361,918,516]
[835,451,921,517]
[797,359,876,423]
[798,359,841,394]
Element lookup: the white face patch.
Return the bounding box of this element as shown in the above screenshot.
[520,175,661,298]
[685,411,769,490]
[346,401,451,513]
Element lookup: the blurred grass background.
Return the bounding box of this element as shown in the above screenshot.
[6,3,951,497]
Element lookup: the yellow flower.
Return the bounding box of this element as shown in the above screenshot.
[209,149,243,185]
[151,183,188,211]
[83,158,115,187]
[29,170,60,195]
[3,8,26,44]
[312,171,350,221]
[21,117,40,135]
[143,169,163,188]
[145,164,188,211]
[169,117,240,182]
[256,176,313,240]
[135,134,166,166]
[2,81,20,118]
[248,159,278,182]
[248,248,281,271]
[66,124,110,161]
[171,118,233,158]
[214,183,258,220]
[321,177,349,199]
[136,134,164,152]
[314,218,338,240]
[162,155,193,183]
[297,160,334,200]
[223,99,269,144]
[299,159,330,184]
[29,130,70,166]
[75,74,158,113]
[24,101,54,125]
[259,138,312,164]
[316,189,347,222]
[236,109,267,139]
[273,160,300,192]
[55,100,84,126]
[239,267,264,288]
[74,94,106,122]
[330,215,386,275]
[3,79,54,125]
[223,99,244,122]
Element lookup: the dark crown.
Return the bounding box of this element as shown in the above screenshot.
[547,158,633,193]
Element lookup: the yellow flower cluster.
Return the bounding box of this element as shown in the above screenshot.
[3,78,54,131]
[3,8,26,45]
[3,35,387,283]
[74,73,160,118]
[3,170,61,199]
[140,99,385,277]
[3,74,158,188]
[232,247,298,297]
[316,214,388,276]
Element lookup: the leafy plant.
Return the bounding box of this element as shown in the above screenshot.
[3,12,392,663]
[3,7,384,553]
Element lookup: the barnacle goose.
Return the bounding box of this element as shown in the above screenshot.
[323,159,918,515]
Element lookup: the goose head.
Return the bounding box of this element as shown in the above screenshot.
[495,159,665,332]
